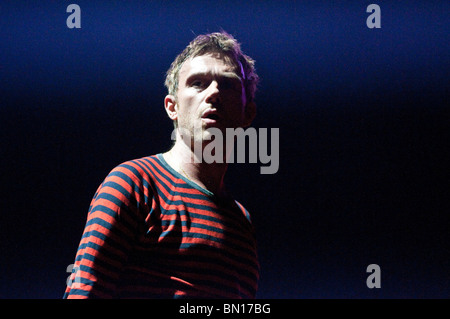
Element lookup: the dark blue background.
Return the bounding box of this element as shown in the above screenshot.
[1,1,449,298]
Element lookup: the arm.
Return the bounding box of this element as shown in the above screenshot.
[64,161,151,298]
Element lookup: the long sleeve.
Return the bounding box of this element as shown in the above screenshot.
[63,154,258,298]
[64,161,151,298]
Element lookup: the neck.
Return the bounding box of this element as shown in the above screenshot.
[163,138,229,197]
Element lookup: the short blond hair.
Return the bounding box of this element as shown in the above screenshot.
[164,31,259,104]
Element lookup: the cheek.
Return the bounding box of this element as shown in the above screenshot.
[177,95,203,124]
[224,106,246,128]
[226,94,246,114]
[177,93,194,113]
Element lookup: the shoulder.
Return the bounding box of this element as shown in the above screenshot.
[106,155,159,187]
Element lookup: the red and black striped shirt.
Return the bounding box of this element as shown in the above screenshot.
[63,154,259,298]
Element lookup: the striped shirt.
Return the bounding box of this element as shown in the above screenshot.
[63,154,259,298]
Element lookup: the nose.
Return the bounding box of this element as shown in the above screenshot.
[205,80,221,105]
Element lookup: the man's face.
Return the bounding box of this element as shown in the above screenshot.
[166,53,254,144]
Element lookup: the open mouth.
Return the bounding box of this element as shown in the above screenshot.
[202,110,221,122]
[205,113,220,120]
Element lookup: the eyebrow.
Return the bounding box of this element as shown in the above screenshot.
[185,70,243,84]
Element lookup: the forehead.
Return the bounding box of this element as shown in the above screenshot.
[179,54,241,80]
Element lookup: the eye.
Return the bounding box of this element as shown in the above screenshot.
[190,78,207,89]
[221,78,242,92]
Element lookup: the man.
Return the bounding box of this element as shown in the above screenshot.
[64,31,260,299]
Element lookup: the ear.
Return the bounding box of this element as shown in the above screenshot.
[164,95,178,121]
[242,100,256,127]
